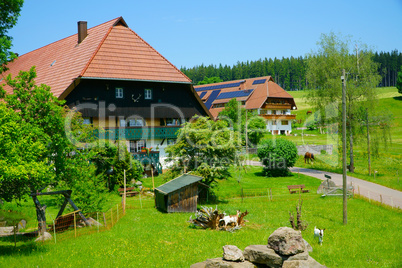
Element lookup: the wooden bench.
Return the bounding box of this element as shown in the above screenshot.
[287,185,309,194]
[118,187,139,197]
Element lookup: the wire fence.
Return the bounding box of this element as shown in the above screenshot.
[0,202,126,246]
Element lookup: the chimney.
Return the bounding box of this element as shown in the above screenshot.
[77,21,87,44]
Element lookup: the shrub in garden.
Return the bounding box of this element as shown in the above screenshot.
[257,138,298,177]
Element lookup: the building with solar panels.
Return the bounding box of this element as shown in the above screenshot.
[194,76,297,135]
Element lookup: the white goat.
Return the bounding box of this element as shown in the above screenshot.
[314,226,325,245]
[220,210,241,227]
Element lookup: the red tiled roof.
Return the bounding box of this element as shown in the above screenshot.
[194,76,297,119]
[2,17,191,99]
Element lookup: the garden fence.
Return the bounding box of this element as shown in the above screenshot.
[3,185,395,250]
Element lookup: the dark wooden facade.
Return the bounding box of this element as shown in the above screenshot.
[64,78,207,119]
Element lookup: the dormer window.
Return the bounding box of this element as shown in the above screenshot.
[116,88,123,98]
[145,89,152,100]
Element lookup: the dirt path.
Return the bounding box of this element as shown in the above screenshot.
[245,160,402,209]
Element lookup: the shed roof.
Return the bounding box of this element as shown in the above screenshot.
[156,174,204,195]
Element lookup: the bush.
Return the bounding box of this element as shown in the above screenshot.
[257,138,298,177]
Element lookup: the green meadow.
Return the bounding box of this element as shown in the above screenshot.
[1,166,401,267]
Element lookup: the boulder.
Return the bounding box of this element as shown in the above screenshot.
[135,181,143,187]
[268,227,305,256]
[243,245,283,268]
[285,250,309,261]
[190,261,208,268]
[316,180,337,194]
[0,226,15,234]
[303,239,313,253]
[282,256,327,268]
[35,231,52,242]
[205,258,256,268]
[223,245,245,262]
[17,219,27,230]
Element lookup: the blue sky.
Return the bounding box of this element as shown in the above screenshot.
[8,0,402,68]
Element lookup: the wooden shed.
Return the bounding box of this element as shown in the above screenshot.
[154,174,207,213]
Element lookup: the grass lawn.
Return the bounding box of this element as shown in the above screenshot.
[1,166,401,267]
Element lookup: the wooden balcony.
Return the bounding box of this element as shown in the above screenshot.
[260,114,296,120]
[96,126,181,140]
[263,103,292,109]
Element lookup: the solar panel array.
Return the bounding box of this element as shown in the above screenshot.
[216,89,253,100]
[199,91,207,99]
[204,90,221,109]
[252,79,267,85]
[195,82,241,92]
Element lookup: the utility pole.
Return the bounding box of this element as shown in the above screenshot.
[366,108,371,176]
[342,69,347,225]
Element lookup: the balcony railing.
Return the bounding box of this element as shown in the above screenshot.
[260,114,296,120]
[95,126,181,140]
[132,151,162,174]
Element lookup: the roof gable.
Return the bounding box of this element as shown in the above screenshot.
[195,76,296,118]
[82,24,191,83]
[2,17,191,99]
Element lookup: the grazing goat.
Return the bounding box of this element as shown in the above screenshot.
[314,226,325,245]
[220,210,240,227]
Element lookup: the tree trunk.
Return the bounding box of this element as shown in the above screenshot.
[32,196,47,235]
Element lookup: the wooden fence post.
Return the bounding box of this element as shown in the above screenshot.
[111,207,114,227]
[74,212,77,238]
[53,220,56,244]
[103,212,107,228]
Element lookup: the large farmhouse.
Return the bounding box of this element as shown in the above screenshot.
[194,76,297,135]
[2,17,211,170]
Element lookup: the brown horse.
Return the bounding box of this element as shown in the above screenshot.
[304,152,315,164]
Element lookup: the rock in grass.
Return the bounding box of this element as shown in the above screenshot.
[205,258,256,267]
[223,245,245,262]
[243,245,283,268]
[35,232,52,242]
[303,239,313,252]
[282,256,327,268]
[268,227,305,256]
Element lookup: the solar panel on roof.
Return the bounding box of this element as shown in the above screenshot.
[215,89,253,100]
[195,82,241,92]
[204,90,221,109]
[252,79,267,85]
[199,91,207,99]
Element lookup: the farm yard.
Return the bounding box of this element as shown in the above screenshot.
[1,3,402,266]
[1,166,401,267]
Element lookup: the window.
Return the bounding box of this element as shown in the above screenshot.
[119,119,127,127]
[167,139,176,145]
[166,118,180,126]
[144,89,152,100]
[82,117,92,125]
[282,120,289,125]
[116,88,123,98]
[272,110,277,115]
[259,109,267,115]
[272,120,277,125]
[129,140,146,153]
[128,118,145,127]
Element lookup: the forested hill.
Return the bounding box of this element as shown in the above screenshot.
[180,50,402,90]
